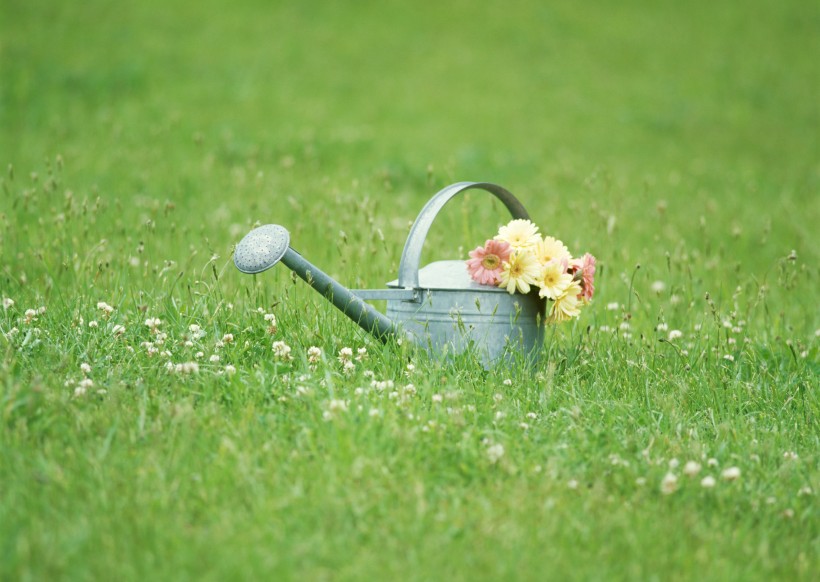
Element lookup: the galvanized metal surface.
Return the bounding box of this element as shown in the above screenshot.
[387,261,544,363]
[234,224,290,274]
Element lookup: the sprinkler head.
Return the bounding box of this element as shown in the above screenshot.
[233,224,290,274]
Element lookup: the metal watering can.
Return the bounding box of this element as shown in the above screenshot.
[234,182,545,364]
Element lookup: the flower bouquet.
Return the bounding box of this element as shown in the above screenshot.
[466,219,596,323]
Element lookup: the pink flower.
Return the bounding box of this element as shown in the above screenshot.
[570,253,596,301]
[466,240,512,285]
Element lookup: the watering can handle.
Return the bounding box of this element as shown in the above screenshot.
[397,181,531,289]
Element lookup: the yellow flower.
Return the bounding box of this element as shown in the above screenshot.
[495,219,540,251]
[549,281,582,323]
[536,260,573,299]
[499,251,540,294]
[534,236,570,266]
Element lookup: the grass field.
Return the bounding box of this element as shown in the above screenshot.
[1,0,818,579]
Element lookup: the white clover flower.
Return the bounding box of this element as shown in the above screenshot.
[112,324,126,336]
[37,306,46,315]
[798,486,813,497]
[145,317,162,330]
[406,363,415,373]
[80,363,92,374]
[307,346,322,363]
[224,364,236,375]
[486,443,505,464]
[5,327,19,339]
[684,461,701,477]
[342,360,355,374]
[526,412,538,420]
[328,399,348,413]
[24,309,37,323]
[606,302,620,311]
[567,479,579,490]
[721,467,741,481]
[73,385,88,397]
[264,313,276,322]
[431,394,443,403]
[209,354,220,363]
[3,297,15,310]
[356,347,367,361]
[272,341,292,360]
[783,451,798,460]
[97,301,114,315]
[493,393,503,403]
[195,351,204,359]
[222,333,234,344]
[189,324,205,339]
[635,477,647,486]
[723,354,735,362]
[668,329,683,340]
[657,323,669,332]
[169,362,199,375]
[88,320,98,328]
[368,408,380,417]
[701,475,716,488]
[503,378,513,386]
[668,458,680,469]
[651,281,666,293]
[338,347,353,363]
[660,473,678,495]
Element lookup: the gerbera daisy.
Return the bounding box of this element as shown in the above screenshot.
[570,253,596,302]
[466,239,512,285]
[534,236,570,266]
[499,251,540,294]
[495,219,540,251]
[549,280,583,323]
[536,260,573,299]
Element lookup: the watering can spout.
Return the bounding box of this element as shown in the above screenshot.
[234,224,406,343]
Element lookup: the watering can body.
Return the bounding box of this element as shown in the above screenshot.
[234,182,546,366]
[384,260,545,363]
[356,182,546,364]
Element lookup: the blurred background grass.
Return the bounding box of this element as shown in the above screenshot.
[1,0,818,312]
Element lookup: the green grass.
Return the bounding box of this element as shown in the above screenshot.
[1,0,818,579]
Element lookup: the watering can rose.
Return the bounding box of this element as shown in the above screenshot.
[466,219,596,323]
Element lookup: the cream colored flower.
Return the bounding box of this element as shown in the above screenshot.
[549,281,583,323]
[536,260,573,299]
[534,236,570,266]
[495,219,540,251]
[499,251,540,294]
[660,472,678,495]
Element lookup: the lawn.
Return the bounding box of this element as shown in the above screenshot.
[1,0,818,579]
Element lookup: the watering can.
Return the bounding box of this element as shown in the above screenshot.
[234,182,546,364]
